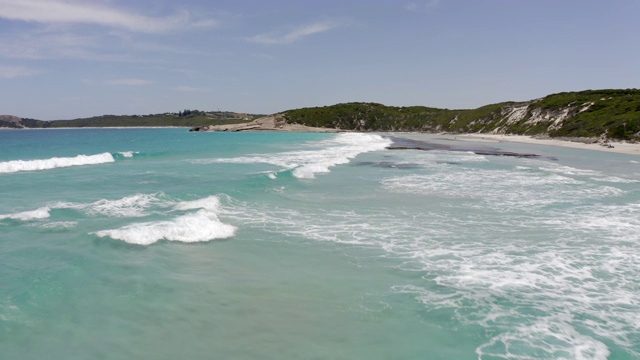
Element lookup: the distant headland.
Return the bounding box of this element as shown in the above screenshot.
[2,89,639,142]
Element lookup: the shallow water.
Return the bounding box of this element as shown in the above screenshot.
[1,129,639,359]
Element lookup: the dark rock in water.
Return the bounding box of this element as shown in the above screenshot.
[384,135,551,159]
[356,161,421,169]
[472,151,540,158]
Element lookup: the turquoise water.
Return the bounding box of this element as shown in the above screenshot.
[1,129,639,359]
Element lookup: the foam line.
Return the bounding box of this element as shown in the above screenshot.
[209,133,392,179]
[0,153,115,173]
[0,207,51,221]
[95,196,235,245]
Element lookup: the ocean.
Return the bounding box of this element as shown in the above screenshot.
[1,128,639,360]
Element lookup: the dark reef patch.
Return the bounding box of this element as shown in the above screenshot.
[385,136,558,160]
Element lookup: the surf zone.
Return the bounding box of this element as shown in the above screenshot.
[0,151,138,173]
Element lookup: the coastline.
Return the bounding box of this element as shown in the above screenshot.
[0,126,191,130]
[189,114,342,133]
[189,114,640,155]
[442,133,640,156]
[398,133,640,155]
[5,123,640,156]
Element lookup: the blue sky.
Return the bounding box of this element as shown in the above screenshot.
[1,0,639,120]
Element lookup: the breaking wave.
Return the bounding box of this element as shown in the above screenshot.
[213,152,640,359]
[200,133,392,179]
[1,193,235,245]
[56,193,167,218]
[0,207,51,221]
[115,151,138,159]
[0,151,141,174]
[0,153,115,173]
[94,196,236,245]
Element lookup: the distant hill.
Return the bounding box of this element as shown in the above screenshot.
[3,90,640,140]
[283,89,640,141]
[0,115,27,128]
[0,110,261,129]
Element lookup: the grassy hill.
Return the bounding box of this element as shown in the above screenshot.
[283,89,640,141]
[1,110,260,129]
[4,89,639,140]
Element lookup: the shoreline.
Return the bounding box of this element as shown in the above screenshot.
[189,114,342,133]
[0,126,191,130]
[4,123,640,156]
[441,133,640,156]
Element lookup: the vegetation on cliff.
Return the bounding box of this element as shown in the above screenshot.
[3,89,639,140]
[283,89,640,141]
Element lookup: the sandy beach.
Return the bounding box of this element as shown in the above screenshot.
[447,134,640,156]
[190,114,640,156]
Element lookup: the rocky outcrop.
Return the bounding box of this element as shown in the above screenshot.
[0,115,24,128]
[484,100,592,134]
[190,114,341,132]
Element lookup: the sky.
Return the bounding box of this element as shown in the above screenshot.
[1,0,639,120]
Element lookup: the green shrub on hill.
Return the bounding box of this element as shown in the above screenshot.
[10,89,640,140]
[284,89,640,141]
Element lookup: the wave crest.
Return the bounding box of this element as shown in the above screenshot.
[0,153,115,173]
[0,207,51,221]
[206,133,392,179]
[94,196,235,245]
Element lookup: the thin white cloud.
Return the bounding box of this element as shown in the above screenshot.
[246,20,341,45]
[0,29,170,62]
[105,78,154,86]
[0,65,40,78]
[173,86,208,92]
[0,31,93,60]
[405,0,441,12]
[0,32,131,62]
[192,19,218,28]
[0,0,190,33]
[250,53,276,61]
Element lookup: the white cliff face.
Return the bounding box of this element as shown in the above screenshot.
[503,103,530,125]
[579,102,594,113]
[490,101,595,134]
[544,107,572,131]
[490,103,531,133]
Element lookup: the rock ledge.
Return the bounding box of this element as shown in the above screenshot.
[190,114,341,132]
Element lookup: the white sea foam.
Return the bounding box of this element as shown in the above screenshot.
[215,156,640,358]
[0,207,51,221]
[95,196,235,245]
[173,195,221,212]
[591,176,640,183]
[380,168,623,211]
[204,133,392,179]
[476,317,611,360]
[539,164,600,176]
[55,193,167,218]
[1,193,168,223]
[86,193,165,217]
[0,153,115,173]
[94,211,235,245]
[116,151,137,158]
[39,221,78,229]
[392,235,640,359]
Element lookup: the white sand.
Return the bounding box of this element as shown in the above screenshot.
[448,134,640,156]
